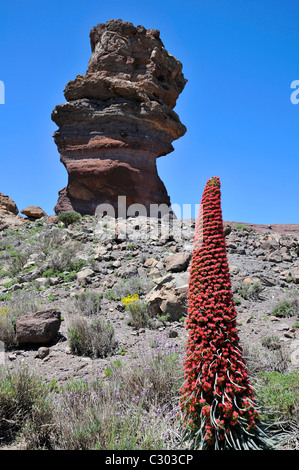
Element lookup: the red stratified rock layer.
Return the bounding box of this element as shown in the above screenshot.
[52,19,187,216]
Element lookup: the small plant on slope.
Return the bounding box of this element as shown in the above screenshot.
[121,294,150,328]
[57,211,82,227]
[180,176,277,450]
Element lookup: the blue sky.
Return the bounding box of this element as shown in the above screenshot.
[0,0,298,223]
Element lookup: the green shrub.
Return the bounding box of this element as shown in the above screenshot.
[126,243,138,251]
[0,306,17,348]
[71,259,87,272]
[257,371,299,424]
[237,281,263,301]
[107,277,154,300]
[67,315,117,358]
[74,290,102,316]
[59,271,77,283]
[0,364,53,445]
[41,268,57,278]
[2,278,17,289]
[41,246,86,278]
[52,338,183,450]
[234,224,248,231]
[0,337,184,450]
[7,252,30,276]
[57,211,82,227]
[260,336,281,350]
[271,290,299,318]
[121,294,151,328]
[0,268,11,279]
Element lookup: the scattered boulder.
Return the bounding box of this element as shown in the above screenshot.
[32,278,46,289]
[0,192,19,215]
[290,340,299,368]
[76,268,95,284]
[145,272,190,321]
[35,347,50,359]
[165,252,191,272]
[144,257,158,268]
[21,206,47,219]
[223,223,232,236]
[229,265,240,275]
[168,329,179,338]
[292,267,299,284]
[16,308,61,345]
[0,192,25,228]
[267,251,282,263]
[112,260,121,268]
[47,215,59,224]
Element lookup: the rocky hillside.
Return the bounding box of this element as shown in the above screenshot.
[0,214,298,387]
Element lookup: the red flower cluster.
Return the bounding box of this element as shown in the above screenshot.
[180,177,260,447]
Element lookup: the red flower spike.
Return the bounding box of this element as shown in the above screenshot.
[180,176,260,449]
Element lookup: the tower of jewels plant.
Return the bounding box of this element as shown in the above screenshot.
[180,176,274,450]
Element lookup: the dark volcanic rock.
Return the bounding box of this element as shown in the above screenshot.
[16,309,61,345]
[52,19,187,217]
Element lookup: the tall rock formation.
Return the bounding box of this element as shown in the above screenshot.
[52,19,187,217]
